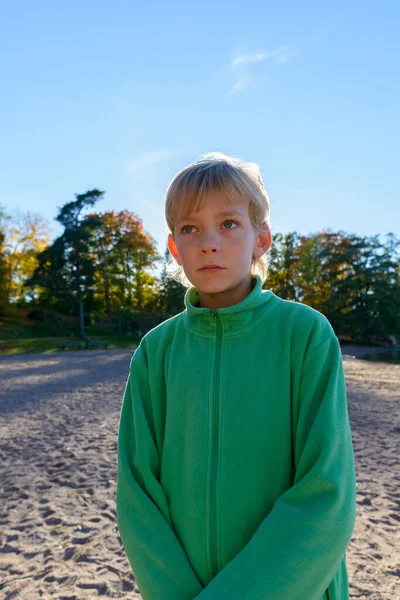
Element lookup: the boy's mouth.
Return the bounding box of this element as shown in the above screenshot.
[199,266,225,271]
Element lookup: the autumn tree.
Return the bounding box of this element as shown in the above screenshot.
[0,207,8,315]
[320,231,400,341]
[1,209,52,304]
[294,233,330,309]
[88,209,162,313]
[295,230,400,341]
[265,229,400,341]
[266,231,301,300]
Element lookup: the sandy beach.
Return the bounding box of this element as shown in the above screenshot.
[0,347,399,599]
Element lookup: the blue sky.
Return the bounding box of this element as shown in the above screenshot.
[1,1,399,278]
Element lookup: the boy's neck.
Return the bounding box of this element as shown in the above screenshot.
[197,275,253,310]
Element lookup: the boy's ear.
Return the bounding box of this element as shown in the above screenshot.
[167,234,182,266]
[253,222,272,259]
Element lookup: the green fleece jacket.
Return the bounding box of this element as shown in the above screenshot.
[116,274,356,600]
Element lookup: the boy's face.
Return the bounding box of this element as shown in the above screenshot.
[168,192,271,310]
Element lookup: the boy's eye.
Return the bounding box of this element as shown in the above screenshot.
[222,220,239,230]
[180,220,239,234]
[181,225,195,234]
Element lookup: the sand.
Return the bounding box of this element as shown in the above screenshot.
[0,347,399,599]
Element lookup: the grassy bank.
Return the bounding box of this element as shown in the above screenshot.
[0,336,140,356]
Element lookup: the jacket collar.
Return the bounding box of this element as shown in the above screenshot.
[183,274,276,337]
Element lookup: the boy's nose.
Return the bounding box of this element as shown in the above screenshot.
[199,236,220,252]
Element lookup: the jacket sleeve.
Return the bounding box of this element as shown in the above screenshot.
[116,344,204,600]
[194,334,357,600]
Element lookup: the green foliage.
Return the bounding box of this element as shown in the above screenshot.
[26,190,105,337]
[157,244,186,314]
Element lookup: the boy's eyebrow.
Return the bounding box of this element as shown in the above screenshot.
[176,210,244,225]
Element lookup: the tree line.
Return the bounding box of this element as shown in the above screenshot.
[1,190,399,342]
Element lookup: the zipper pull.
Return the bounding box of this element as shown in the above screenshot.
[209,310,217,326]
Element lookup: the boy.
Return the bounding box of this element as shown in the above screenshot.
[116,152,357,600]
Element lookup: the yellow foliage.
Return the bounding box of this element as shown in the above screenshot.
[2,209,53,303]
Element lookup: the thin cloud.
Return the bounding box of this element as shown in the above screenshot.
[228,46,295,96]
[227,25,329,97]
[231,46,293,68]
[226,73,254,97]
[127,149,177,174]
[231,52,269,68]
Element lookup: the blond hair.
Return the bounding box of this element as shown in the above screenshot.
[164,151,271,288]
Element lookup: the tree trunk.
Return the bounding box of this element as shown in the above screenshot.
[99,244,112,316]
[78,289,85,338]
[75,253,85,338]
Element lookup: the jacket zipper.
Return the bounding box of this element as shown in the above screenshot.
[209,310,221,577]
